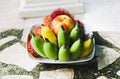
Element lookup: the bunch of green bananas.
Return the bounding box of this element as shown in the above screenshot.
[30,21,94,62]
[30,34,58,60]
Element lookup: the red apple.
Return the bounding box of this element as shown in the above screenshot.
[50,15,75,35]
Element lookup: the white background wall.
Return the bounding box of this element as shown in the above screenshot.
[0,0,120,31]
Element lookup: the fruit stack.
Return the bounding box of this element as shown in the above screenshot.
[27,8,94,62]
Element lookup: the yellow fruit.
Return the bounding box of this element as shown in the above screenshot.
[41,26,57,45]
[80,38,93,58]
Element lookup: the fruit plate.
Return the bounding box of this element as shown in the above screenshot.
[27,38,95,64]
[26,25,95,64]
[29,40,95,64]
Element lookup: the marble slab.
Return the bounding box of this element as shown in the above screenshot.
[1,75,33,79]
[39,68,74,79]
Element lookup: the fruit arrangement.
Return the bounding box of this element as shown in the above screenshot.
[26,8,94,62]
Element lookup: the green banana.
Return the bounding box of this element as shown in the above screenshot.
[70,38,84,60]
[58,45,70,62]
[70,21,84,42]
[30,34,46,57]
[58,26,70,48]
[44,38,58,60]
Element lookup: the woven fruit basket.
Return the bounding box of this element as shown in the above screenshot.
[26,8,95,64]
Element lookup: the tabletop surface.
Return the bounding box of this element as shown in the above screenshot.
[0,30,120,79]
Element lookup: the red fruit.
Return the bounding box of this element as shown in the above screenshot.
[27,41,40,58]
[27,34,31,42]
[44,15,52,26]
[50,15,75,35]
[31,25,42,37]
[51,8,74,20]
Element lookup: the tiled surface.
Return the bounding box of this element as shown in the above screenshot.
[39,68,74,79]
[96,76,108,79]
[0,43,38,71]
[0,36,16,45]
[117,70,120,76]
[1,75,33,79]
[0,31,120,79]
[98,32,120,48]
[96,45,120,70]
